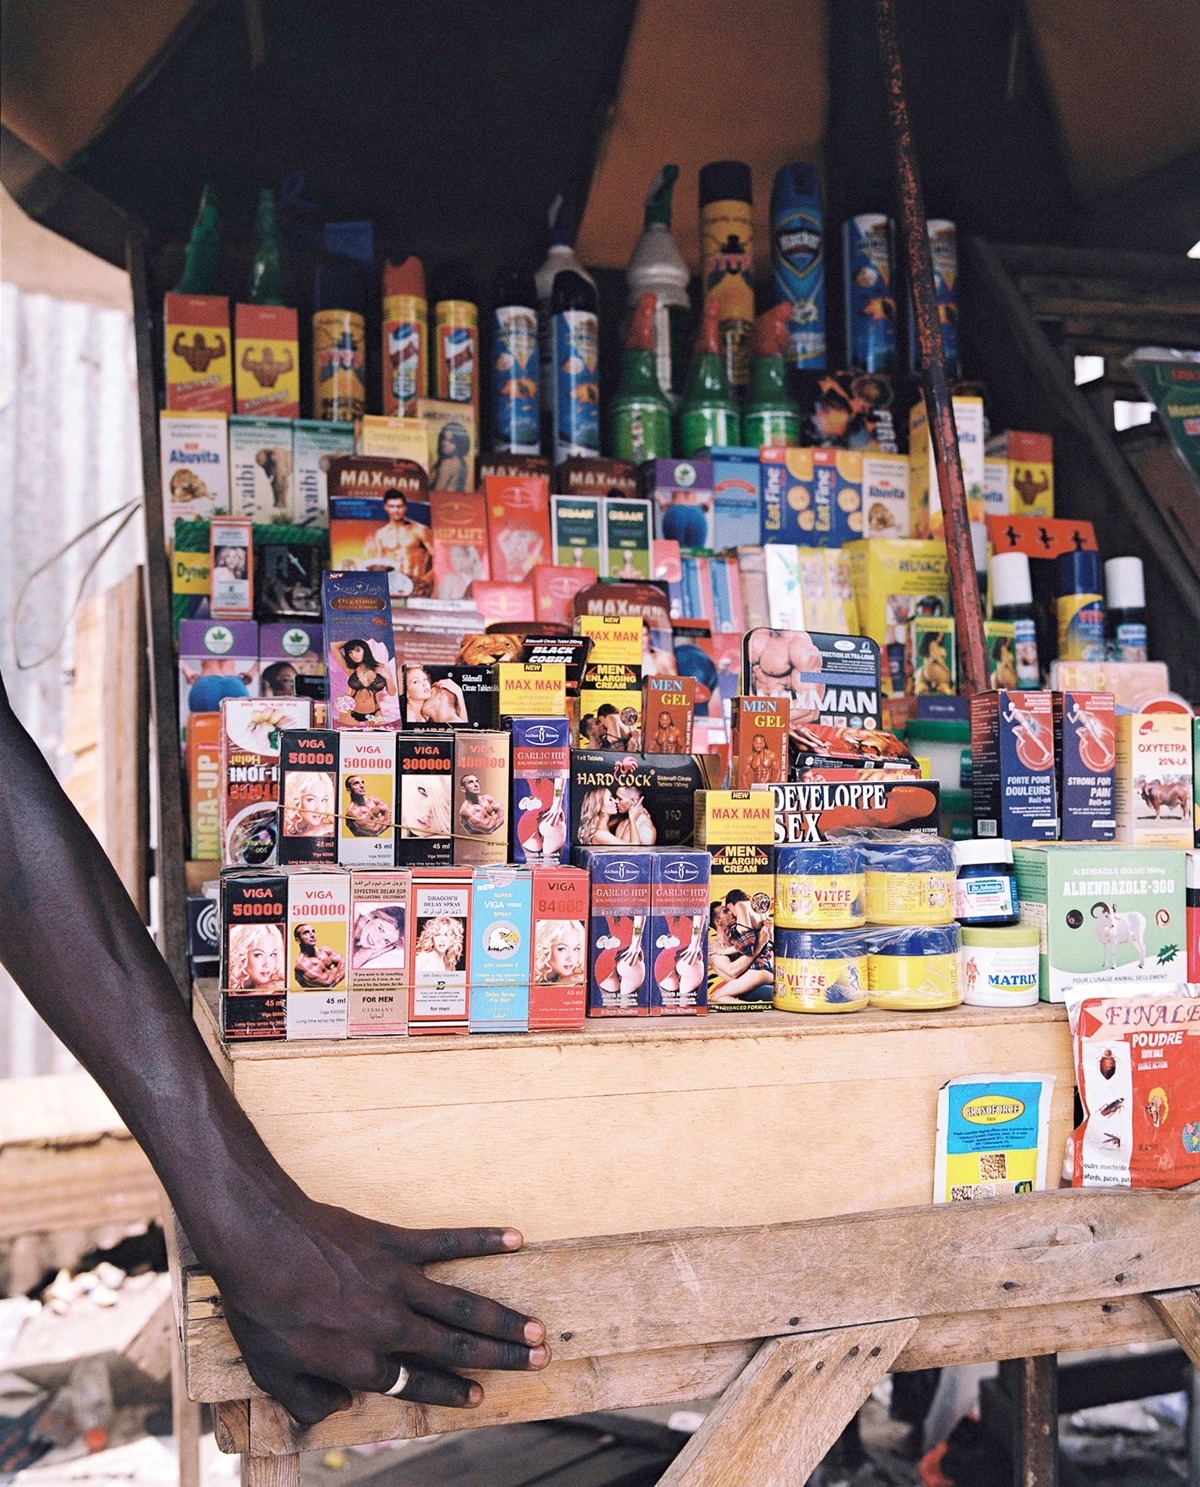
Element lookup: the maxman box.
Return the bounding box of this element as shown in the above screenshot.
[649,851,711,1014]
[348,869,409,1036]
[1053,692,1116,843]
[285,868,349,1039]
[578,846,653,1016]
[278,728,340,865]
[396,732,454,865]
[1013,846,1188,1003]
[511,716,571,866]
[706,841,776,1012]
[219,870,287,1040]
[408,868,472,1034]
[338,731,397,867]
[1115,713,1194,849]
[469,866,533,1033]
[453,730,511,866]
[969,690,1058,842]
[530,866,588,1030]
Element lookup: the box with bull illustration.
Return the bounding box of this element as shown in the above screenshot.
[1013,846,1188,1004]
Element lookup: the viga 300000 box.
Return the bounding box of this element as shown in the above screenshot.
[1013,845,1188,1003]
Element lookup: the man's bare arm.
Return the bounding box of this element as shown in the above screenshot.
[0,675,547,1422]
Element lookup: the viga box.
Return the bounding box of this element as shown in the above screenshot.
[219,870,287,1040]
[285,868,350,1039]
[1115,713,1194,848]
[530,866,588,1030]
[1013,846,1188,1003]
[469,865,533,1033]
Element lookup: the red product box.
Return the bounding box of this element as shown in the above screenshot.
[234,303,300,418]
[530,866,588,1030]
[485,474,552,583]
[532,564,596,627]
[429,490,490,600]
[985,514,1097,561]
[731,697,789,789]
[165,293,232,412]
[471,581,535,626]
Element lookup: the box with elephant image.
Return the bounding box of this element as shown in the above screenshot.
[1014,845,1188,1004]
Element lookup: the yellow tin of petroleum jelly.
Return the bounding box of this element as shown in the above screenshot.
[774,930,869,1013]
[861,837,955,926]
[775,844,866,930]
[867,925,962,1010]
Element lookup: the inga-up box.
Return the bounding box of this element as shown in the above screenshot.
[970,690,1058,842]
[1053,692,1115,843]
[187,712,223,861]
[1115,713,1194,849]
[1013,845,1188,1003]
[219,870,287,1040]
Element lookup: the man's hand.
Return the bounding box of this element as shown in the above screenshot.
[219,1200,548,1425]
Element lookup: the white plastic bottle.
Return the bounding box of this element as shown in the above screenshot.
[626,165,691,408]
[535,194,596,455]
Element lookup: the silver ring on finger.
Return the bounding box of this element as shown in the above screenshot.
[383,1364,410,1398]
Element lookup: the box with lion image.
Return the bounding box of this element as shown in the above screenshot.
[1013,845,1188,1004]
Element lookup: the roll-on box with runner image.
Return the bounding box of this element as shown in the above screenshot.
[1114,712,1194,849]
[338,731,397,867]
[469,865,533,1033]
[578,846,653,1016]
[529,866,588,1030]
[453,730,511,866]
[395,732,454,866]
[347,869,409,1036]
[277,728,339,865]
[969,690,1058,842]
[1013,846,1188,1003]
[510,716,571,866]
[408,868,472,1034]
[219,869,287,1040]
[649,850,711,1014]
[1053,692,1115,842]
[285,867,350,1039]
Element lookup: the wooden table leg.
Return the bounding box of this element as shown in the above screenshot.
[170,1323,203,1487]
[656,1317,918,1487]
[241,1454,301,1487]
[1000,1355,1058,1487]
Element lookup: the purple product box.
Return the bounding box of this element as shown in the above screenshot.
[969,690,1058,842]
[649,850,711,1015]
[510,716,572,866]
[259,622,325,701]
[640,458,716,551]
[1053,691,1116,842]
[179,619,259,745]
[577,846,654,1017]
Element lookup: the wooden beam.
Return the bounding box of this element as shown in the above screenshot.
[1149,1288,1200,1371]
[1000,1355,1059,1487]
[657,1320,917,1487]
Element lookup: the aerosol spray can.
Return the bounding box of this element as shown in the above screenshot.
[432,263,480,414]
[699,161,755,389]
[381,256,427,416]
[490,268,541,454]
[843,214,896,373]
[771,163,825,372]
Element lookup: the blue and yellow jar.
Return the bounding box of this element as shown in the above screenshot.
[866,924,962,1010]
[776,843,866,930]
[860,837,955,926]
[774,929,869,1013]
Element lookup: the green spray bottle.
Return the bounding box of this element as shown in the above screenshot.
[612,291,673,462]
[247,188,286,306]
[173,183,222,294]
[744,303,801,447]
[680,296,741,456]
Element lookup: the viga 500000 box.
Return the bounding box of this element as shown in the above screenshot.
[1013,845,1188,1003]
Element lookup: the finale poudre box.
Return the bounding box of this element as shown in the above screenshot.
[285,868,350,1040]
[731,697,789,788]
[292,420,354,527]
[165,293,232,413]
[277,728,339,865]
[578,846,654,1016]
[234,304,300,419]
[649,850,711,1015]
[970,690,1058,842]
[396,731,454,865]
[1013,846,1188,1003]
[219,870,287,1040]
[338,730,398,867]
[453,730,511,866]
[1053,692,1116,843]
[511,716,572,867]
[160,412,230,527]
[348,869,410,1036]
[229,416,295,523]
[571,751,719,851]
[468,865,533,1033]
[408,868,472,1034]
[755,778,941,843]
[530,866,588,1029]
[1115,713,1195,849]
[644,675,695,754]
[219,695,313,867]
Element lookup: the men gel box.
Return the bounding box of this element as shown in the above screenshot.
[1013,846,1188,1003]
[511,716,571,867]
[348,869,409,1036]
[1115,713,1194,849]
[219,869,287,1041]
[649,850,711,1015]
[469,866,533,1033]
[578,846,653,1017]
[285,868,350,1039]
[970,690,1058,842]
[530,866,588,1030]
[1053,692,1115,842]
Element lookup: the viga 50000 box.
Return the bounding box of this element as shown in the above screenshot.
[1013,845,1188,1003]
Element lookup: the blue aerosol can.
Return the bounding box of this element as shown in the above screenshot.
[843,214,897,373]
[770,163,825,371]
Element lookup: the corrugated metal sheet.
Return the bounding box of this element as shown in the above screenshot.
[0,283,144,1077]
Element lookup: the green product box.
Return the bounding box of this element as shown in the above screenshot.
[1013,845,1188,1004]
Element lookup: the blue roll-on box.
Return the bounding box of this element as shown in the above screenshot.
[468,865,533,1033]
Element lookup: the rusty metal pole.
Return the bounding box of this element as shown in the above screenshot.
[875,0,988,696]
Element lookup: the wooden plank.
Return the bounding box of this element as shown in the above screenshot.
[172,1327,203,1487]
[1000,1355,1059,1487]
[1149,1288,1200,1370]
[658,1320,916,1487]
[214,1400,251,1454]
[242,1454,300,1487]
